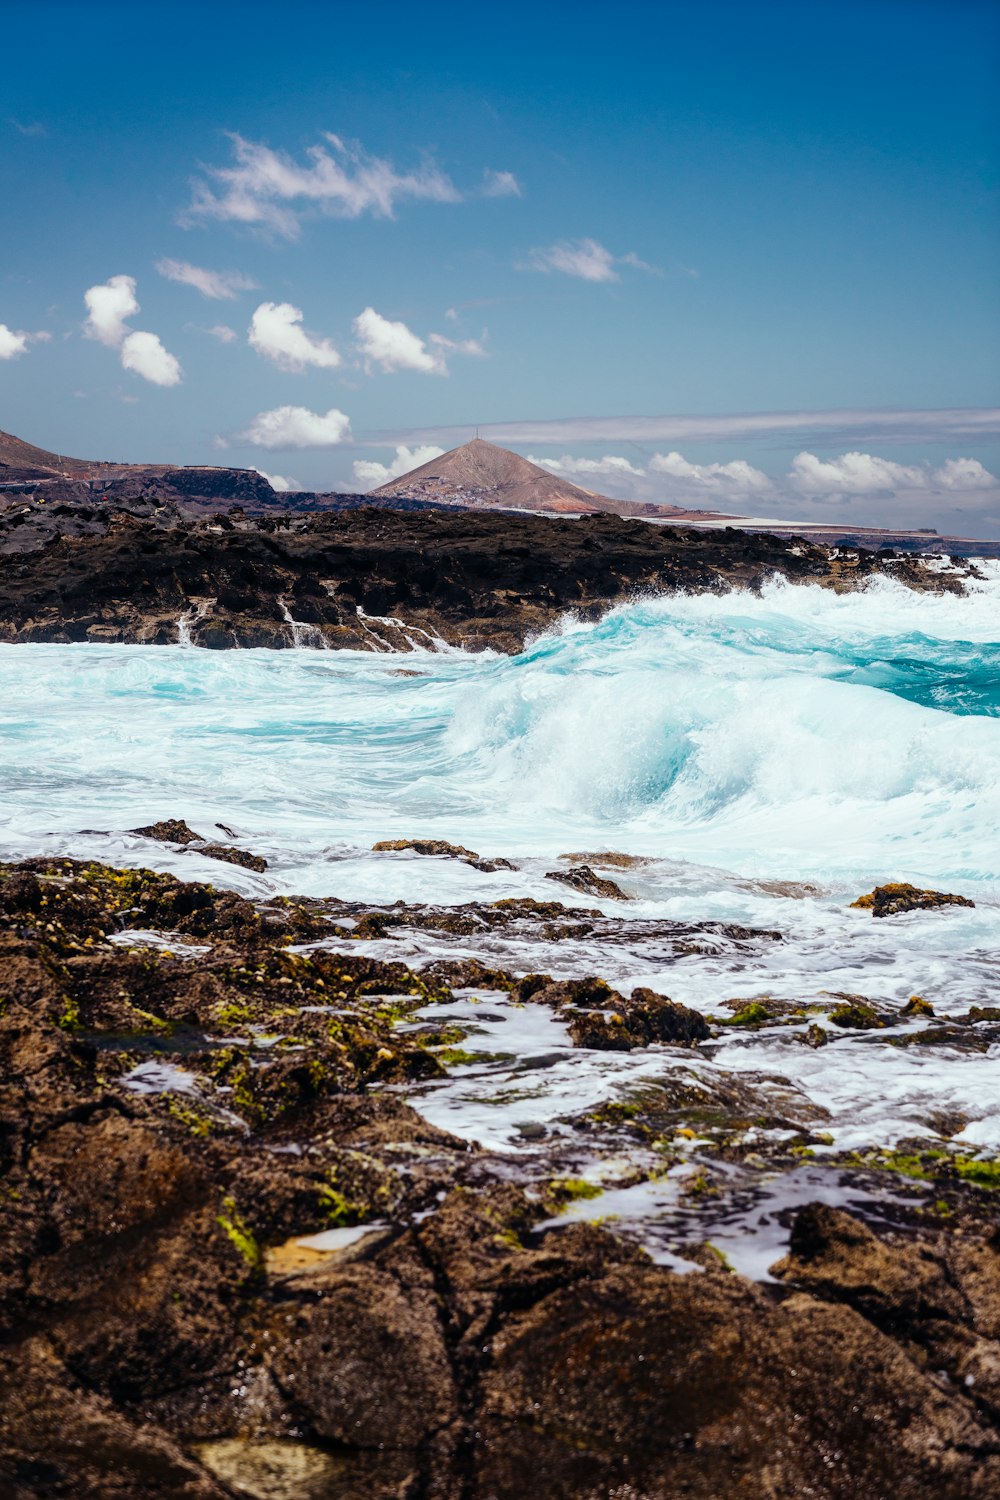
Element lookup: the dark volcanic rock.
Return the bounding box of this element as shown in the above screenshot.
[133,818,268,873]
[517,974,710,1050]
[0,502,973,651]
[545,863,632,900]
[851,882,976,917]
[5,854,1000,1498]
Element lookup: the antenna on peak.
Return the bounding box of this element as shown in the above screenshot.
[475,425,480,440]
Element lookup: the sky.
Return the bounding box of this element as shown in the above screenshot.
[2,0,999,533]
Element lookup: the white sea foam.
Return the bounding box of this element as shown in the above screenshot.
[1,577,998,1188]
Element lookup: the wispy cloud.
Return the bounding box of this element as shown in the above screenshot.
[520,237,660,282]
[383,407,1000,449]
[156,258,257,299]
[185,132,460,239]
[249,301,341,372]
[10,118,45,137]
[353,444,445,490]
[206,324,237,343]
[481,169,521,198]
[83,274,182,385]
[234,404,352,449]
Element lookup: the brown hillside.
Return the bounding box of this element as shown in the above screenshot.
[0,429,96,479]
[372,438,607,513]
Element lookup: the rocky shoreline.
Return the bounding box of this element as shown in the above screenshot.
[0,497,980,652]
[4,851,1000,1498]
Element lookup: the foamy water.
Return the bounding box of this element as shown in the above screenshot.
[2,569,999,1206]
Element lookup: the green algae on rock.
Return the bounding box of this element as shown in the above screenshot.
[851,882,976,918]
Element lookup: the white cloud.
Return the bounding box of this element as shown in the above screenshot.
[83,274,182,385]
[248,301,341,372]
[791,450,999,498]
[236,404,352,449]
[84,274,140,347]
[120,330,182,387]
[187,132,460,239]
[0,324,29,359]
[530,453,646,479]
[521,238,660,283]
[207,324,237,343]
[934,457,996,491]
[388,408,1000,450]
[352,444,445,489]
[482,169,521,198]
[156,258,257,299]
[353,306,446,375]
[649,451,771,494]
[255,468,301,492]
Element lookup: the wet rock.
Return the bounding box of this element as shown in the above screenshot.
[0,1339,229,1498]
[545,864,632,900]
[827,996,891,1029]
[271,1264,455,1449]
[771,1202,965,1330]
[133,819,268,873]
[851,882,975,917]
[521,975,709,1051]
[373,838,480,861]
[133,818,202,845]
[557,850,652,868]
[475,1260,1000,1499]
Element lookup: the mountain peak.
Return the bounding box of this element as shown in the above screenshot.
[371,437,606,513]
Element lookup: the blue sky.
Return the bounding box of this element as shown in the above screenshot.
[2,0,999,531]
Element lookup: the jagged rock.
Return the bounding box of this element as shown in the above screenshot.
[771,1202,965,1329]
[851,882,975,917]
[132,819,267,873]
[545,864,631,900]
[373,838,480,861]
[517,975,709,1050]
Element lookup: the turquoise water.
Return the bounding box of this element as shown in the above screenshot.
[1,571,998,889]
[2,571,999,1165]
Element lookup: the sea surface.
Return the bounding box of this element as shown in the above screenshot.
[3,569,999,1271]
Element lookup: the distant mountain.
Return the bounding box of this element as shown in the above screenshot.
[371,437,728,520]
[371,438,608,512]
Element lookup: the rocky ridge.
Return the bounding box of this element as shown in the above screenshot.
[0,499,979,652]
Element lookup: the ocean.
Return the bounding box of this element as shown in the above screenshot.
[3,567,999,1273]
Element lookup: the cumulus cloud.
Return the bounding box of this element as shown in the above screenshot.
[352,444,445,489]
[352,307,485,376]
[482,169,521,198]
[156,258,257,299]
[530,453,646,479]
[933,457,996,491]
[83,274,182,385]
[255,468,301,492]
[187,132,460,239]
[249,301,341,372]
[521,238,659,282]
[790,451,998,497]
[84,274,140,347]
[206,324,237,342]
[0,324,31,359]
[236,404,352,449]
[649,451,771,494]
[120,330,182,387]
